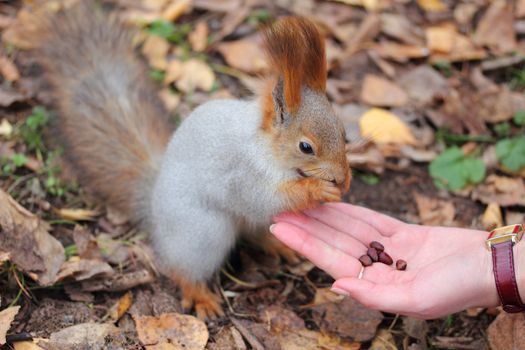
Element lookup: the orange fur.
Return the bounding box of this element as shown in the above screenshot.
[169,270,224,320]
[262,17,327,115]
[279,177,342,212]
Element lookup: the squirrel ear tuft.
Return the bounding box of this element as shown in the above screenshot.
[262,17,327,115]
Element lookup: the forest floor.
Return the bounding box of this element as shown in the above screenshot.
[1,0,525,349]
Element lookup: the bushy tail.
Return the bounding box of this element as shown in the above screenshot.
[30,2,172,223]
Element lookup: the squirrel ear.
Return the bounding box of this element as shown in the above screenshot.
[271,78,293,126]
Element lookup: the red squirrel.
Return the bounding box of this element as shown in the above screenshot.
[28,3,351,319]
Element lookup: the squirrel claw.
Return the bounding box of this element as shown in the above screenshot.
[317,181,341,203]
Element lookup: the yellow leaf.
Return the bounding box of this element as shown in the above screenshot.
[106,291,133,322]
[359,108,417,145]
[54,208,100,221]
[141,35,169,70]
[481,203,503,231]
[176,59,215,93]
[0,306,20,345]
[13,339,47,350]
[0,119,13,137]
[417,0,447,12]
[162,0,192,22]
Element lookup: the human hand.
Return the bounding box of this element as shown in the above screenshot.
[271,203,499,319]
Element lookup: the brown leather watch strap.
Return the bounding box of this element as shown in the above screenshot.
[491,239,525,313]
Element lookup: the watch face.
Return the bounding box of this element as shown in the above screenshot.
[486,224,524,249]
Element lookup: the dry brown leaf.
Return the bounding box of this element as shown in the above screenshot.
[346,13,381,55]
[0,86,26,107]
[107,291,133,322]
[189,21,208,52]
[474,0,516,54]
[193,0,241,12]
[0,251,10,263]
[425,25,455,53]
[380,14,424,46]
[55,259,114,282]
[0,189,64,285]
[216,35,268,74]
[360,108,417,145]
[312,287,345,306]
[0,306,20,345]
[360,74,408,107]
[207,326,246,350]
[417,0,446,12]
[176,59,215,92]
[81,269,155,292]
[398,65,448,105]
[372,43,429,63]
[142,0,169,11]
[162,0,192,21]
[487,313,525,350]
[414,192,456,226]
[53,208,99,221]
[163,59,184,85]
[472,175,525,206]
[312,297,383,342]
[46,322,120,350]
[333,0,382,11]
[133,313,208,350]
[142,35,170,70]
[370,329,397,350]
[481,203,503,231]
[159,89,181,112]
[0,56,20,82]
[477,87,525,123]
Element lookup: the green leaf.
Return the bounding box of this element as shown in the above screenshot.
[150,69,165,82]
[496,136,525,172]
[147,20,175,38]
[494,122,511,137]
[429,146,486,191]
[359,173,380,186]
[11,153,27,168]
[514,110,525,126]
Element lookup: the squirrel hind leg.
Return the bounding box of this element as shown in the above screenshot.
[248,232,301,265]
[168,270,224,320]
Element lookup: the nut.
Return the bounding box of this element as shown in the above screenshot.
[369,241,384,252]
[396,259,407,270]
[367,247,379,262]
[378,251,393,265]
[359,254,373,267]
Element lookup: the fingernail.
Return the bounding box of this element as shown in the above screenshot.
[330,287,349,297]
[269,224,276,234]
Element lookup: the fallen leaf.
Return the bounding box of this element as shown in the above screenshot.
[162,0,192,21]
[360,74,408,107]
[346,13,381,55]
[370,329,397,350]
[163,59,184,85]
[0,251,10,263]
[142,35,170,70]
[372,42,429,63]
[13,340,47,350]
[0,306,20,345]
[477,87,525,123]
[0,86,26,107]
[189,21,208,52]
[425,24,456,53]
[311,287,345,306]
[208,326,246,350]
[417,0,447,12]
[360,108,417,145]
[176,59,215,93]
[159,89,181,111]
[0,56,20,82]
[333,0,382,11]
[472,175,525,206]
[46,323,120,350]
[133,313,208,349]
[0,119,13,137]
[403,317,428,342]
[474,0,516,54]
[481,203,503,231]
[398,65,448,105]
[55,259,114,282]
[216,35,268,74]
[312,297,383,342]
[53,208,99,221]
[414,192,456,226]
[142,0,169,11]
[193,0,241,12]
[0,189,64,285]
[106,291,133,322]
[488,312,525,350]
[380,14,424,46]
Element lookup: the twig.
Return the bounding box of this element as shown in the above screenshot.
[230,318,265,350]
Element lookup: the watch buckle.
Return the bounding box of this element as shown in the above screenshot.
[486,224,524,250]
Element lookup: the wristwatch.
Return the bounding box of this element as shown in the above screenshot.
[486,224,525,313]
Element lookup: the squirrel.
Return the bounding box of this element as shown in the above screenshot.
[29,3,351,319]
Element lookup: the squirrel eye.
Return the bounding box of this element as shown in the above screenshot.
[299,141,314,155]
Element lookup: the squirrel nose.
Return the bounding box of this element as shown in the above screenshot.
[333,168,351,192]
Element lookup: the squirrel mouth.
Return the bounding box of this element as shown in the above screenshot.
[296,168,308,178]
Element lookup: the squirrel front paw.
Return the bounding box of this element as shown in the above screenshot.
[280,177,342,211]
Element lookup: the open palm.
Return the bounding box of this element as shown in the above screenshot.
[272,203,498,319]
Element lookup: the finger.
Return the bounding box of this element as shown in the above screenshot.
[302,205,384,246]
[273,212,369,258]
[332,277,415,314]
[270,222,362,279]
[324,203,405,236]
